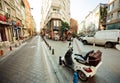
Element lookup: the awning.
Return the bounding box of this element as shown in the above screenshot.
[0,21,12,25]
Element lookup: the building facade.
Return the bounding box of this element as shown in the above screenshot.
[106,0,120,29]
[78,3,107,35]
[41,0,70,39]
[70,18,78,34]
[0,0,35,45]
[0,0,14,42]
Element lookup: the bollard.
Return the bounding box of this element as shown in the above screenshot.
[52,49,54,55]
[19,40,21,45]
[93,42,95,47]
[49,46,51,50]
[0,50,4,56]
[10,46,12,51]
[59,56,62,65]
[73,72,78,83]
[15,44,17,47]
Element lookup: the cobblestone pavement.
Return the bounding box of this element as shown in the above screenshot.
[0,36,57,83]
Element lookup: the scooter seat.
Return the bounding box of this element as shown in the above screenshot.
[74,54,85,60]
[74,50,94,60]
[74,56,86,64]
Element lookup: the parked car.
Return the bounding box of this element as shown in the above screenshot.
[81,30,120,48]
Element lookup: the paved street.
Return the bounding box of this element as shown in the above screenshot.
[45,37,120,83]
[0,36,120,83]
[0,36,58,83]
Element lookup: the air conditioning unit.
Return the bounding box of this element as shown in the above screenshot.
[6,13,10,18]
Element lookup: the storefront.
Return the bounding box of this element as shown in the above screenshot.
[0,21,12,42]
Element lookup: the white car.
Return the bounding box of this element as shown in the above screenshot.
[81,30,120,48]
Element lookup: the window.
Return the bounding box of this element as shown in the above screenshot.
[109,2,114,12]
[113,2,114,8]
[16,0,19,2]
[54,20,59,27]
[0,3,2,10]
[7,8,11,14]
[0,0,2,10]
[53,8,56,11]
[54,20,57,26]
[53,8,59,13]
[118,11,120,18]
[111,13,113,18]
[107,15,111,21]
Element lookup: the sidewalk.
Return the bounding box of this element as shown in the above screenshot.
[0,37,30,62]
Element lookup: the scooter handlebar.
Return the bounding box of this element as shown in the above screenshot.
[74,54,82,56]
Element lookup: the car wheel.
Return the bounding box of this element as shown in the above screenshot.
[83,40,87,45]
[77,70,88,81]
[105,42,113,48]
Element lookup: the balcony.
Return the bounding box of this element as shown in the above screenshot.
[51,2,61,8]
[49,12,61,20]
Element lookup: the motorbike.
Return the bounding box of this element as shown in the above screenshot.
[59,47,102,81]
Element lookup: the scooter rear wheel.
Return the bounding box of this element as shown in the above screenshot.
[77,70,88,81]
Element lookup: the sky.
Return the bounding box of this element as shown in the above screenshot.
[27,0,41,32]
[28,0,108,32]
[70,0,108,22]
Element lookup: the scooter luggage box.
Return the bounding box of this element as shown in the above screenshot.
[88,50,102,66]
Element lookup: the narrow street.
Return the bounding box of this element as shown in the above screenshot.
[0,36,58,83]
[0,36,120,83]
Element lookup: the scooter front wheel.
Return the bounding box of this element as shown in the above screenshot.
[77,70,88,81]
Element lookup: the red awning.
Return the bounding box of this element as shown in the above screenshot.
[0,14,6,22]
[0,21,11,25]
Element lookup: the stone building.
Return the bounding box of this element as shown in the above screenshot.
[41,0,70,39]
[106,0,120,29]
[0,0,35,44]
[0,0,15,42]
[78,3,107,35]
[23,0,36,37]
